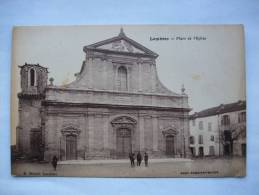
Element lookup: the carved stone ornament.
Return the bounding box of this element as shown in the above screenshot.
[111,40,134,52]
[161,125,179,136]
[112,40,125,51]
[61,123,81,135]
[111,116,137,130]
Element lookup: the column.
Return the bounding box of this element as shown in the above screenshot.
[151,63,156,92]
[88,114,94,152]
[138,62,142,91]
[102,60,106,90]
[126,66,130,91]
[84,114,89,158]
[44,116,56,160]
[115,65,118,90]
[103,115,109,149]
[152,116,158,151]
[139,116,145,151]
[88,58,93,89]
[183,114,191,158]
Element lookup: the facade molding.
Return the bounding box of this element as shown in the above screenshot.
[42,101,191,112]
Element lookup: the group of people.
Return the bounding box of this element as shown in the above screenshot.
[129,151,149,167]
[51,152,149,171]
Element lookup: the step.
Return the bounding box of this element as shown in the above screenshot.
[58,158,193,165]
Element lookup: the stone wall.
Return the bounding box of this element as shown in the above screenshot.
[45,87,189,109]
[17,98,42,158]
[43,104,190,161]
[66,51,179,96]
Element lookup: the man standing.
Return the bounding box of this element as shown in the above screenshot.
[136,151,142,166]
[51,155,58,171]
[129,153,132,167]
[132,152,135,167]
[129,152,135,167]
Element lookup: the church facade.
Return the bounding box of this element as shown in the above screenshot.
[16,29,191,161]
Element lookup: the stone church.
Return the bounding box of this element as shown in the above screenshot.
[17,29,191,161]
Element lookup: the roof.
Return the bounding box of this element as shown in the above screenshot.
[190,100,246,119]
[83,28,159,58]
[18,63,48,71]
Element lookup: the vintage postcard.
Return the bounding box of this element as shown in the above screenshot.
[11,25,246,177]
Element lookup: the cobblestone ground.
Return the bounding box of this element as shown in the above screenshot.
[12,157,245,177]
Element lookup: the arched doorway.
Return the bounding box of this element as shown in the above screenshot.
[60,124,81,160]
[116,128,132,158]
[66,134,77,160]
[162,126,178,157]
[165,135,175,156]
[111,116,137,159]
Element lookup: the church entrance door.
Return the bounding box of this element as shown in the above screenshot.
[116,128,132,158]
[166,135,175,156]
[66,135,77,160]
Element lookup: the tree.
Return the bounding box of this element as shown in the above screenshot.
[219,122,246,156]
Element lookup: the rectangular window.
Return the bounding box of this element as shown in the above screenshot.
[238,112,246,123]
[192,119,195,126]
[198,135,203,144]
[117,66,128,91]
[221,115,230,126]
[190,136,195,144]
[210,135,214,141]
[199,121,203,130]
[208,122,212,131]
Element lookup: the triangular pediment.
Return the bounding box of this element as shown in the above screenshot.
[96,39,145,54]
[84,29,158,57]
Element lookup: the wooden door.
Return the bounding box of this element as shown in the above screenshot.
[116,128,131,158]
[166,135,175,156]
[199,147,204,157]
[66,135,77,160]
[30,130,41,159]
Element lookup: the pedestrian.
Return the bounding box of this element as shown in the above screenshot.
[129,153,134,167]
[51,155,58,171]
[136,151,142,166]
[131,152,135,167]
[144,152,148,167]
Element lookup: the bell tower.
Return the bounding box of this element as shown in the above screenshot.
[17,63,48,160]
[19,63,48,96]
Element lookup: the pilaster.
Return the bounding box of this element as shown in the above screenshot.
[152,116,158,151]
[139,116,145,151]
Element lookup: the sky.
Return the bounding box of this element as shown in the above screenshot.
[11,25,246,144]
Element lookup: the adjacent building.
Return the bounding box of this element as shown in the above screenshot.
[189,101,246,157]
[16,29,191,161]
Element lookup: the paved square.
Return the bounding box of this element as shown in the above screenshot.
[12,157,245,177]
